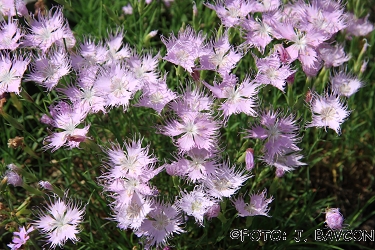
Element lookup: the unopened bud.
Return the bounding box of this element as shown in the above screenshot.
[245,148,254,171]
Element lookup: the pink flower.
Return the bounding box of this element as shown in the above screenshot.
[161,112,219,152]
[34,195,85,249]
[325,208,344,230]
[263,149,305,175]
[94,64,141,109]
[199,32,242,76]
[0,0,28,18]
[161,26,206,73]
[241,15,274,53]
[135,201,184,249]
[137,76,177,114]
[307,93,350,134]
[205,203,220,219]
[169,86,213,115]
[7,226,34,250]
[103,138,158,180]
[71,39,108,69]
[205,0,254,28]
[317,43,350,68]
[345,13,374,37]
[128,52,160,85]
[254,53,296,92]
[204,162,250,199]
[43,102,89,152]
[203,74,259,118]
[105,30,131,62]
[0,52,29,96]
[27,48,71,91]
[176,186,215,225]
[246,110,300,158]
[232,189,273,217]
[23,7,70,52]
[122,3,133,15]
[0,17,23,50]
[114,192,153,230]
[330,70,363,97]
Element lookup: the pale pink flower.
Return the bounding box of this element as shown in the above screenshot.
[7,226,34,250]
[307,93,350,134]
[325,208,344,230]
[317,43,350,68]
[263,150,305,175]
[103,138,158,180]
[71,39,108,70]
[169,86,213,115]
[135,201,184,249]
[345,13,374,37]
[205,203,220,219]
[161,112,219,152]
[128,52,160,85]
[23,7,70,52]
[122,3,133,15]
[105,30,131,62]
[115,192,153,230]
[27,48,70,90]
[205,0,254,28]
[161,26,206,73]
[0,52,29,96]
[233,189,273,217]
[176,186,215,225]
[94,64,140,109]
[0,17,23,50]
[0,0,27,19]
[34,195,85,249]
[199,32,242,76]
[136,76,177,114]
[255,53,295,92]
[246,110,300,158]
[330,71,363,97]
[43,102,89,152]
[204,162,250,199]
[241,15,274,53]
[203,74,259,118]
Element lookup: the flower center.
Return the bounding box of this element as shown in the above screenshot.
[320,106,337,123]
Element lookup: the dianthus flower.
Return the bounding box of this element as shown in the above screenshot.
[254,53,295,92]
[345,13,375,37]
[136,76,177,114]
[232,189,273,217]
[27,48,70,90]
[199,32,242,76]
[135,201,184,249]
[0,52,30,96]
[34,195,85,249]
[205,0,254,27]
[7,226,34,250]
[307,93,350,134]
[114,192,153,230]
[23,7,71,52]
[204,162,250,199]
[0,17,23,50]
[161,112,219,152]
[203,74,259,119]
[43,102,89,152]
[325,208,344,230]
[161,26,206,73]
[246,110,300,157]
[330,70,363,97]
[317,43,350,68]
[176,186,215,225]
